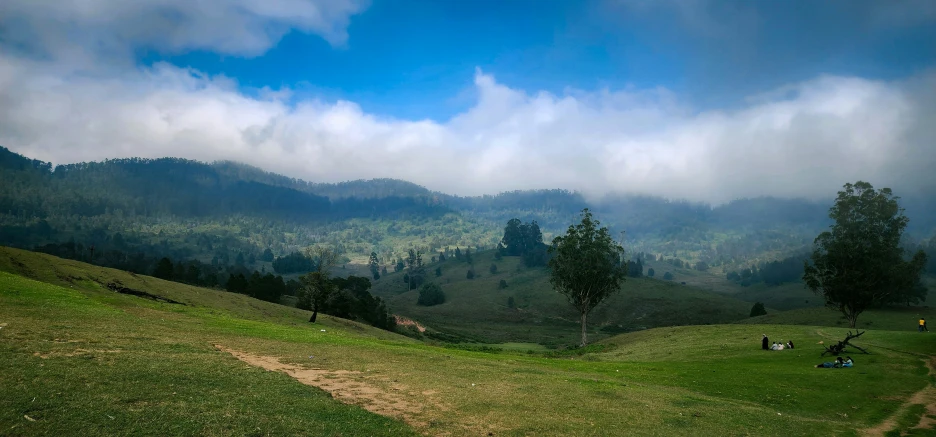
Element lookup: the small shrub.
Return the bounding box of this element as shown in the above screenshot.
[499,279,508,289]
[466,270,475,280]
[489,263,498,274]
[749,302,767,317]
[417,283,446,306]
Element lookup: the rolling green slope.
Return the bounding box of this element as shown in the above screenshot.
[371,250,754,347]
[2,249,935,436]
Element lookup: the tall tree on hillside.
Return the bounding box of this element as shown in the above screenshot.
[548,209,627,346]
[803,182,928,328]
[502,219,523,256]
[298,246,340,322]
[368,252,380,280]
[404,249,426,290]
[297,271,336,323]
[153,257,174,280]
[306,246,339,277]
[521,220,543,253]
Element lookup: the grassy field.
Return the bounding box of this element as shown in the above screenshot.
[2,247,936,436]
[370,251,754,347]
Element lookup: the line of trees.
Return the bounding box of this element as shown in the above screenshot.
[296,248,396,331]
[725,255,807,286]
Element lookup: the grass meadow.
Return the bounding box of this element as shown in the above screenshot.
[2,247,935,436]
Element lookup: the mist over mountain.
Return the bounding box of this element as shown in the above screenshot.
[4,147,935,266]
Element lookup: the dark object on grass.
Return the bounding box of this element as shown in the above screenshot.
[106,282,184,305]
[821,330,868,356]
[750,302,767,317]
[762,334,769,350]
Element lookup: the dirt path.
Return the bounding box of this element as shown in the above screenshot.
[215,345,442,429]
[861,356,936,436]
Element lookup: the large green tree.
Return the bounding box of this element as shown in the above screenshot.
[803,182,928,328]
[297,246,340,323]
[547,209,626,346]
[297,271,336,323]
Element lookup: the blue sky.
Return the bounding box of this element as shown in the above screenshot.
[137,0,936,121]
[1,0,935,202]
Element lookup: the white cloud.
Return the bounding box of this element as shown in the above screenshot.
[1,51,934,204]
[0,1,933,204]
[0,0,367,63]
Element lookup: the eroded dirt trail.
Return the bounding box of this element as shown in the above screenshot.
[861,356,936,436]
[215,345,440,428]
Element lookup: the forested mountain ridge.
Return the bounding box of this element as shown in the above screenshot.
[2,146,935,277]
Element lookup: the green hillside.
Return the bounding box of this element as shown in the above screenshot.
[371,249,761,347]
[12,146,935,279]
[2,250,936,435]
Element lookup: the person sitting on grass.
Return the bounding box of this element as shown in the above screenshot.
[786,340,794,349]
[771,342,780,350]
[842,357,854,367]
[816,357,845,368]
[777,342,785,351]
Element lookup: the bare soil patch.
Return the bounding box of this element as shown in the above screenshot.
[215,345,439,428]
[861,356,936,436]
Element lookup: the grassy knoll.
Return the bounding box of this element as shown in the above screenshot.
[742,305,936,333]
[371,250,752,347]
[3,247,936,436]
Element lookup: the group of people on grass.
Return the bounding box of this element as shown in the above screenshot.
[757,317,932,368]
[761,333,854,368]
[761,334,794,351]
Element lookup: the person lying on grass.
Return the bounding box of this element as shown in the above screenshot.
[815,357,849,368]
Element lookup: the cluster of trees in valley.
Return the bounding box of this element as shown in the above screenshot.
[296,273,397,331]
[725,255,808,286]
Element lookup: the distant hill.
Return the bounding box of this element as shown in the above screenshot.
[2,146,934,279]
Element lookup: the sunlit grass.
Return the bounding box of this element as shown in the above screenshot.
[2,248,935,436]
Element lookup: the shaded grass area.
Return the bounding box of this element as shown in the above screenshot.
[2,248,936,436]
